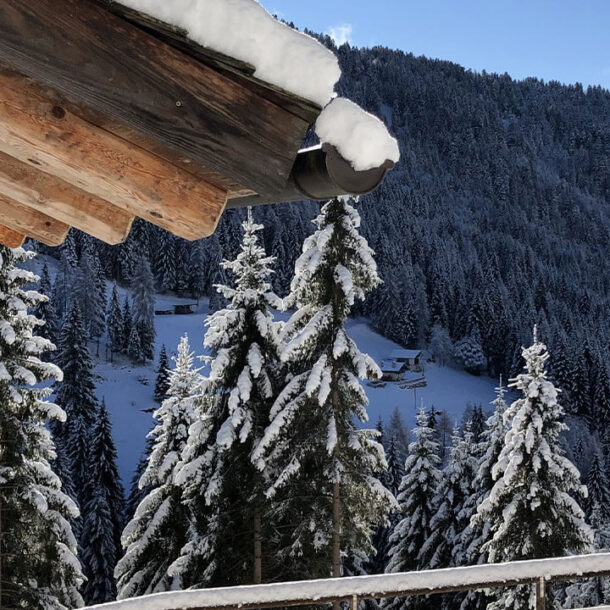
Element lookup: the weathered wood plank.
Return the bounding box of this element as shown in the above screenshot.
[0,70,227,240]
[0,195,69,246]
[0,225,25,248]
[0,65,254,198]
[0,152,134,245]
[103,1,322,124]
[0,0,314,196]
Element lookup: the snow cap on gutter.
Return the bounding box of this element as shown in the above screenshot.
[315,97,401,172]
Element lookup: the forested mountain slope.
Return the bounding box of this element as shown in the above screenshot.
[51,38,610,443]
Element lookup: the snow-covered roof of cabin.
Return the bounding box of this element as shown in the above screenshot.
[390,348,423,360]
[119,0,400,173]
[380,360,407,373]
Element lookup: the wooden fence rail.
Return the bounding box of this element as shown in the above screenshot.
[85,553,610,610]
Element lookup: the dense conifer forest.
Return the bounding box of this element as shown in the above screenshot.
[52,38,610,443]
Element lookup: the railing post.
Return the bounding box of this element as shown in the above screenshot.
[535,576,545,610]
[350,594,358,610]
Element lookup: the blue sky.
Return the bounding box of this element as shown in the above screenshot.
[266,0,610,90]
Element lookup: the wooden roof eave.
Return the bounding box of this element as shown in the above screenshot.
[0,0,327,247]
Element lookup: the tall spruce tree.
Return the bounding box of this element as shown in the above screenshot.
[107,285,124,361]
[384,407,442,610]
[454,382,508,610]
[253,198,394,584]
[35,262,59,349]
[55,304,99,505]
[81,401,124,604]
[420,426,477,572]
[173,212,281,587]
[478,331,593,610]
[131,255,156,362]
[121,296,132,354]
[116,335,199,597]
[0,246,84,608]
[154,344,171,402]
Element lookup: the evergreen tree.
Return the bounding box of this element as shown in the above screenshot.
[454,382,508,610]
[127,323,144,364]
[107,284,124,361]
[387,406,411,464]
[173,212,281,587]
[420,426,477,572]
[585,449,610,524]
[124,435,154,523]
[35,262,59,348]
[0,246,84,608]
[154,344,171,402]
[116,336,198,597]
[131,255,156,362]
[121,296,132,354]
[81,401,124,604]
[55,304,99,504]
[478,331,592,610]
[385,408,442,610]
[253,198,393,583]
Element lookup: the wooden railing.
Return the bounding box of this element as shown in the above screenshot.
[86,553,610,610]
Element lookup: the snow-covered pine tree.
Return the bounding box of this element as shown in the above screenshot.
[479,330,593,610]
[80,400,124,604]
[253,198,393,583]
[419,426,477,572]
[131,255,156,362]
[107,284,124,361]
[121,296,132,354]
[384,407,442,610]
[154,344,171,402]
[74,250,106,348]
[127,323,144,364]
[564,448,610,609]
[0,246,84,608]
[585,449,610,525]
[154,231,177,293]
[116,335,199,597]
[454,382,508,610]
[173,211,281,587]
[54,304,99,505]
[35,262,59,349]
[124,434,154,523]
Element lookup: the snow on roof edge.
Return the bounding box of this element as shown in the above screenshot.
[119,0,340,107]
[315,97,401,172]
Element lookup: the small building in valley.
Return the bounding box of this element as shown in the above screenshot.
[389,349,424,373]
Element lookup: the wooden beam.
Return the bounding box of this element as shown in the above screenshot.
[0,195,69,246]
[0,225,25,248]
[0,70,227,240]
[0,0,316,197]
[0,152,134,245]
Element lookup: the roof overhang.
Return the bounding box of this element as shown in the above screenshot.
[0,0,394,247]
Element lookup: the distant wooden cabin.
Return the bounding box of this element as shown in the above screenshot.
[389,349,424,373]
[379,359,409,382]
[155,303,197,316]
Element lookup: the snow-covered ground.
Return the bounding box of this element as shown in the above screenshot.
[97,302,501,486]
[28,253,503,486]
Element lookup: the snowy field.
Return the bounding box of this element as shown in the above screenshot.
[95,301,500,486]
[28,253,503,485]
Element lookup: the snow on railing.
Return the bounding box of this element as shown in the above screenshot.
[86,553,610,610]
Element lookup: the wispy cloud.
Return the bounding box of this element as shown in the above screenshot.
[328,23,353,46]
